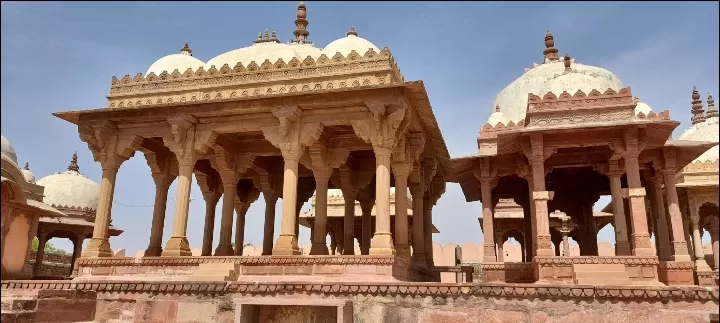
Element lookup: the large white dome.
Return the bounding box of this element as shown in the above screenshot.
[321,29,380,57]
[1,135,18,165]
[36,153,100,212]
[206,30,322,69]
[145,43,205,76]
[678,117,719,164]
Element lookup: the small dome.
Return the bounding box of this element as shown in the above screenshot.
[486,106,511,126]
[321,30,380,57]
[21,162,35,183]
[36,153,100,211]
[634,100,653,116]
[1,135,18,165]
[678,117,719,163]
[146,44,206,76]
[207,42,310,68]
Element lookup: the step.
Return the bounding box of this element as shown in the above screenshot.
[573,271,628,279]
[185,275,234,281]
[575,278,632,285]
[198,263,237,271]
[196,269,236,276]
[573,263,626,273]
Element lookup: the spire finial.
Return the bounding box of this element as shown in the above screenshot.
[293,1,310,44]
[23,162,29,170]
[68,152,79,172]
[563,53,572,73]
[494,104,500,112]
[543,30,559,63]
[707,92,718,118]
[263,29,270,40]
[691,87,706,125]
[347,26,358,37]
[633,96,640,104]
[180,42,192,56]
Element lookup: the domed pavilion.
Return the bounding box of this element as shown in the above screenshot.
[450,31,718,286]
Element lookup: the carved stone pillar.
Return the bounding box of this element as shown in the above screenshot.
[690,208,711,271]
[423,192,434,267]
[33,231,48,277]
[478,160,496,262]
[524,134,553,257]
[310,169,332,255]
[360,196,374,255]
[608,161,632,255]
[196,171,221,257]
[409,183,426,268]
[145,176,174,257]
[557,212,574,257]
[708,216,719,270]
[69,234,84,275]
[262,193,278,256]
[215,179,237,256]
[622,129,653,256]
[662,166,692,262]
[343,196,356,255]
[84,166,120,257]
[369,146,394,255]
[392,163,412,258]
[234,202,250,256]
[647,172,671,261]
[495,235,504,262]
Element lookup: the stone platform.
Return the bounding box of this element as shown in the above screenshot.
[72,255,438,283]
[1,280,718,323]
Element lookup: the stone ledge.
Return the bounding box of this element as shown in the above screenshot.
[75,255,399,267]
[2,280,718,302]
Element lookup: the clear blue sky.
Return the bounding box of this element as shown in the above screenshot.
[2,1,718,254]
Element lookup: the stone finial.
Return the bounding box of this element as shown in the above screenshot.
[543,30,559,62]
[68,152,79,172]
[263,29,270,40]
[494,104,500,112]
[633,96,640,104]
[347,26,358,37]
[707,92,718,118]
[180,42,192,56]
[293,1,310,44]
[563,53,571,73]
[691,87,706,125]
[23,162,29,170]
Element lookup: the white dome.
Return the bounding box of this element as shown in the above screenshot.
[206,41,321,69]
[487,110,511,126]
[1,135,18,165]
[146,53,205,76]
[634,101,653,116]
[321,33,380,57]
[36,155,100,211]
[678,117,719,163]
[21,163,35,184]
[493,58,624,123]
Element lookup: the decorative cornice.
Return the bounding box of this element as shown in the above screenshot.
[75,255,398,267]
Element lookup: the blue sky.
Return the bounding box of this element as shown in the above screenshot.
[1,1,718,254]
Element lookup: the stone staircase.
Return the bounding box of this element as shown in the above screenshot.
[0,290,96,323]
[1,295,38,323]
[573,263,631,285]
[187,263,239,281]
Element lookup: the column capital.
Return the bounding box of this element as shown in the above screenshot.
[391,163,412,178]
[262,107,324,160]
[532,190,554,201]
[79,122,141,170]
[352,101,410,151]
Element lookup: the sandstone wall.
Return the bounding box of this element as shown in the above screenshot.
[27,251,72,278]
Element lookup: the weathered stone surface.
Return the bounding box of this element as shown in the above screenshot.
[132,300,177,323]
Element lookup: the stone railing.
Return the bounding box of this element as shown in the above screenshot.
[481,262,533,283]
[532,256,659,284]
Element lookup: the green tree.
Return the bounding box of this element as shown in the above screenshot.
[31,237,68,255]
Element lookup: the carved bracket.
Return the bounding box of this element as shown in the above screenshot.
[351,100,409,151]
[261,107,324,160]
[140,148,178,187]
[78,121,142,169]
[301,138,350,179]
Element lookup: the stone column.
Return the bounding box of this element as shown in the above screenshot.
[495,234,504,262]
[622,130,653,256]
[360,197,374,255]
[33,232,48,277]
[662,168,692,262]
[392,163,412,258]
[648,173,671,261]
[83,165,120,257]
[69,234,84,274]
[262,193,278,255]
[163,161,194,256]
[234,202,250,256]
[145,177,173,257]
[608,162,632,255]
[526,135,553,257]
[423,194,434,267]
[200,186,221,257]
[342,196,356,255]
[215,179,237,256]
[410,184,426,268]
[480,179,496,262]
[273,149,302,255]
[690,207,712,270]
[310,169,332,255]
[561,231,570,256]
[708,216,719,270]
[369,147,394,255]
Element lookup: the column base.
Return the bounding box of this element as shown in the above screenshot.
[394,244,411,260]
[272,234,301,255]
[483,243,497,263]
[214,244,235,256]
[369,233,395,255]
[162,236,192,256]
[695,259,712,272]
[632,233,654,256]
[81,237,112,258]
[615,241,632,256]
[143,246,163,257]
[309,243,329,255]
[411,253,427,270]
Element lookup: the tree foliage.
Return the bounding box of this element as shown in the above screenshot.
[31,237,68,255]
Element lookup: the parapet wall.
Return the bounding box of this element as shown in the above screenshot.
[1,280,718,323]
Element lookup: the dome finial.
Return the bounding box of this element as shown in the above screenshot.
[563,53,571,73]
[347,26,358,37]
[293,1,310,44]
[633,96,640,104]
[180,42,192,56]
[495,104,500,112]
[23,162,29,170]
[68,152,79,172]
[707,92,718,118]
[691,87,706,125]
[543,30,559,63]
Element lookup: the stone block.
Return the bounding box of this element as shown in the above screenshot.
[91,266,112,276]
[241,266,267,275]
[176,302,218,323]
[346,265,378,275]
[132,300,177,323]
[284,265,312,275]
[314,265,345,275]
[422,309,479,323]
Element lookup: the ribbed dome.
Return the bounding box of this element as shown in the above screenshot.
[145,43,205,76]
[321,30,380,57]
[36,153,100,211]
[1,135,18,165]
[678,117,719,163]
[21,162,35,184]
